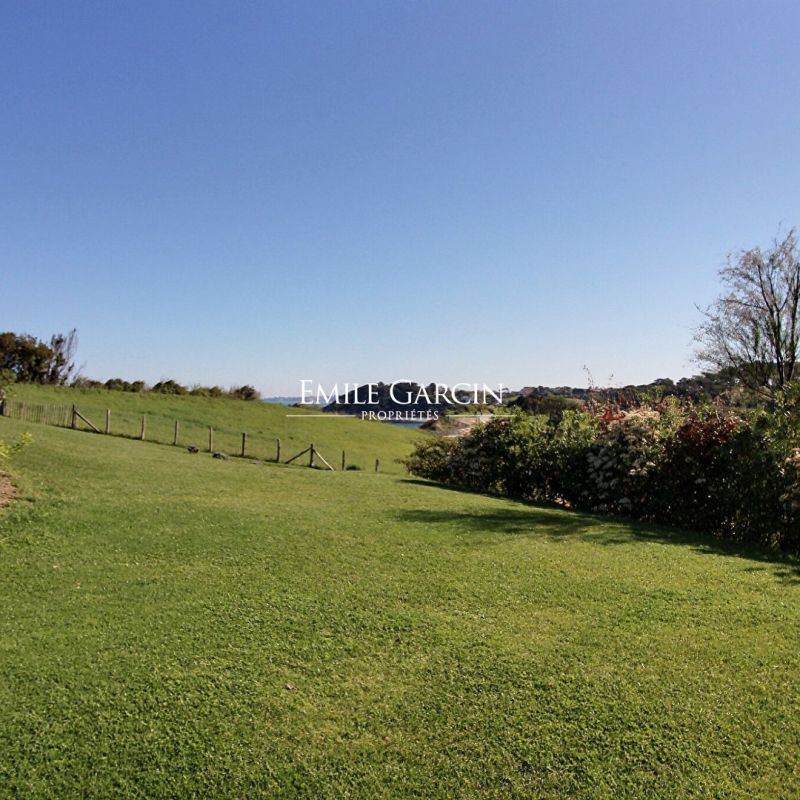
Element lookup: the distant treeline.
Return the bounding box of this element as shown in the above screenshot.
[0,330,260,401]
[326,371,750,421]
[72,376,261,401]
[509,369,750,418]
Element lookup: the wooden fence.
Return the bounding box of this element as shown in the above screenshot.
[0,398,72,427]
[0,398,382,472]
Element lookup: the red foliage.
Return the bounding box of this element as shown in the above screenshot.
[676,416,740,449]
[599,407,625,425]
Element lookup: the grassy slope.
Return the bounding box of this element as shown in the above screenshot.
[0,417,799,799]
[8,384,422,474]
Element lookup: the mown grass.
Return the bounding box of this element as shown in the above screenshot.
[7,384,423,474]
[0,417,798,799]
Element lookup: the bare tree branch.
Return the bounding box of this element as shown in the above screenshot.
[696,229,800,400]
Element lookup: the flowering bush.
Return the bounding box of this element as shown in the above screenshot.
[404,405,800,552]
[578,412,674,515]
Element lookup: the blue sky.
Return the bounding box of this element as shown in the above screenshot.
[2,1,799,394]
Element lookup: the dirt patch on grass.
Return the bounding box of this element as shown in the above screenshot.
[0,474,15,508]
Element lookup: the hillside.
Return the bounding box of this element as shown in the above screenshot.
[5,384,423,474]
[0,417,798,798]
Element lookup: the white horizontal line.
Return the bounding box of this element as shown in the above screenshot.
[285,413,513,419]
[285,414,358,418]
[448,414,514,418]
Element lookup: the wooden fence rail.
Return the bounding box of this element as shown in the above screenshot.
[73,407,100,433]
[1,399,383,473]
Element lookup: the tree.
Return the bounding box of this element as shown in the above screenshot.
[0,368,15,404]
[0,332,55,383]
[696,229,800,400]
[0,329,78,385]
[229,384,260,401]
[47,329,78,385]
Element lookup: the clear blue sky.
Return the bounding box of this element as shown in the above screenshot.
[3,1,799,394]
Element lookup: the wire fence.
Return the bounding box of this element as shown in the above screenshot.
[0,397,385,472]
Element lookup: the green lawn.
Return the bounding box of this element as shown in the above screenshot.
[0,417,798,799]
[6,384,423,474]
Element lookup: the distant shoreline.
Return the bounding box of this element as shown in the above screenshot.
[263,397,305,406]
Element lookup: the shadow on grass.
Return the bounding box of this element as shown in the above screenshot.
[399,479,800,584]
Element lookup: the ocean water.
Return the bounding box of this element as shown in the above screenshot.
[264,397,306,406]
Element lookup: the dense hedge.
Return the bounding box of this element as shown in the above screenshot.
[404,404,800,552]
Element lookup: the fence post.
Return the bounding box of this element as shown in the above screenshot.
[71,404,77,429]
[276,438,281,462]
[105,409,111,435]
[208,427,214,453]
[341,450,346,471]
[140,415,147,441]
[173,420,179,446]
[375,458,380,473]
[309,443,315,468]
[241,432,247,458]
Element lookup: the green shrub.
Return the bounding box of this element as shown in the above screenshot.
[152,380,188,395]
[403,403,800,552]
[402,437,460,484]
